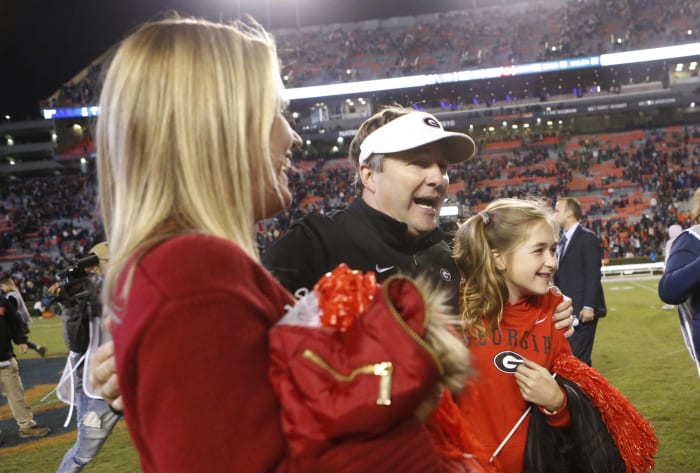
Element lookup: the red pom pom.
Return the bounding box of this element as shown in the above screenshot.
[553,354,658,473]
[426,389,499,473]
[313,263,377,331]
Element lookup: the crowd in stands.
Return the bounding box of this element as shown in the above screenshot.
[43,0,699,110]
[0,174,103,310]
[259,122,698,270]
[0,123,697,312]
[16,0,700,313]
[276,0,698,88]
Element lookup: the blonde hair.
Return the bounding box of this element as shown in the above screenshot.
[97,16,285,312]
[453,197,557,334]
[0,278,18,293]
[692,188,700,225]
[347,105,413,192]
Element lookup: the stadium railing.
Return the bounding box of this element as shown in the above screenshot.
[600,261,665,278]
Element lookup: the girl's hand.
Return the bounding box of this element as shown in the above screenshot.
[514,359,564,413]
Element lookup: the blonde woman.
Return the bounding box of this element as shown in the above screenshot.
[94,16,446,472]
[0,278,46,357]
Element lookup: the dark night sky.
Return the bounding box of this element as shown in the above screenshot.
[0,0,468,120]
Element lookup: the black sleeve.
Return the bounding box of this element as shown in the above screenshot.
[3,300,28,346]
[61,298,91,353]
[524,378,626,473]
[5,295,18,312]
[262,220,331,294]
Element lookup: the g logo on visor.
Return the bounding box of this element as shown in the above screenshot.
[423,117,441,129]
[494,351,524,373]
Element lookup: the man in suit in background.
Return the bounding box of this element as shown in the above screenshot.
[554,197,607,366]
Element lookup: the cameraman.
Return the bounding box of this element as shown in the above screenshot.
[50,242,120,473]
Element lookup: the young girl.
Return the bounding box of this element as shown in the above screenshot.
[451,197,657,473]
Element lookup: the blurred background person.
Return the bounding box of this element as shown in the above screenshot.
[661,223,683,310]
[554,197,607,366]
[51,242,120,473]
[0,278,47,358]
[0,290,50,441]
[659,188,700,377]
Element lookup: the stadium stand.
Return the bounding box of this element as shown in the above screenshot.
[0,0,697,311]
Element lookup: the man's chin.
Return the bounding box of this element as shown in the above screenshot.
[407,221,439,240]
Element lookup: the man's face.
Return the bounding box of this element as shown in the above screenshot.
[553,201,569,227]
[361,141,450,240]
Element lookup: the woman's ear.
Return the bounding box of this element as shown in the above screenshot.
[492,249,506,271]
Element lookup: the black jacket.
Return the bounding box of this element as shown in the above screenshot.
[0,298,28,362]
[263,199,461,312]
[60,276,102,354]
[524,377,626,473]
[554,225,607,317]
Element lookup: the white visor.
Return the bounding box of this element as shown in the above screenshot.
[358,111,476,166]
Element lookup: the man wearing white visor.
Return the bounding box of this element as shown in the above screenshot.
[264,105,573,331]
[263,106,474,309]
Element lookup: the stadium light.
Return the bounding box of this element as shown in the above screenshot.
[600,42,700,66]
[440,205,459,217]
[41,40,700,118]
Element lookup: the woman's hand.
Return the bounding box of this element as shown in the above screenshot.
[89,340,123,412]
[514,360,564,413]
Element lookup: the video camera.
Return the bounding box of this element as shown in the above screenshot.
[55,253,100,302]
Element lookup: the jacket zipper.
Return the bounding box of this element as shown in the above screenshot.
[302,349,394,406]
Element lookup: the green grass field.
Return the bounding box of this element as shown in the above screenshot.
[1,277,698,472]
